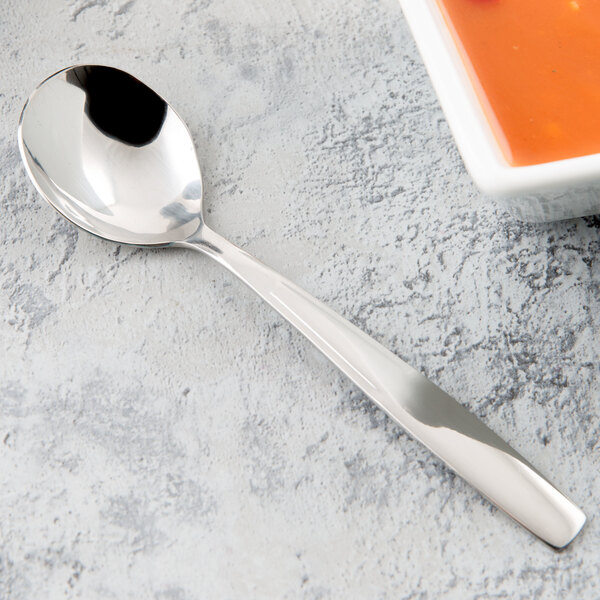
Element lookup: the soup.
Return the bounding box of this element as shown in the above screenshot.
[436,0,600,166]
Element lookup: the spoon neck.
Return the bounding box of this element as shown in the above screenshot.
[176,225,284,295]
[175,225,237,263]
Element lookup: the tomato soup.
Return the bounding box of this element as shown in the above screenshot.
[436,0,600,166]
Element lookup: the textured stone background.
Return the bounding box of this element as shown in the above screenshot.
[1,0,599,598]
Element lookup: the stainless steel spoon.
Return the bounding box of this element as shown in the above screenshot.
[18,65,585,548]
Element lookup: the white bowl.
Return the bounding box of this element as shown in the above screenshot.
[399,0,600,222]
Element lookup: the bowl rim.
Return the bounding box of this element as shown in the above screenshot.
[399,0,600,197]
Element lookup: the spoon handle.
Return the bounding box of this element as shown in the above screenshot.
[180,227,585,549]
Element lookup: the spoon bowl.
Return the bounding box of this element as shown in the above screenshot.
[18,65,203,246]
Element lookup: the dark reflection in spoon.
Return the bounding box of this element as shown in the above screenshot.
[66,65,167,147]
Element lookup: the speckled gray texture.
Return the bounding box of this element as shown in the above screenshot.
[1,1,599,598]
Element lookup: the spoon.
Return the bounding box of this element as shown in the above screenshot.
[18,65,585,548]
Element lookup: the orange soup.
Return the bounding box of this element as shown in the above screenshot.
[436,0,600,166]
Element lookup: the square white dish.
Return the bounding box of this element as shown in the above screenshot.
[399,0,600,222]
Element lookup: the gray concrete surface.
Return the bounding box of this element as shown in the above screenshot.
[1,0,599,598]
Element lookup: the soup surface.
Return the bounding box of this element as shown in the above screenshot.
[436,0,600,166]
